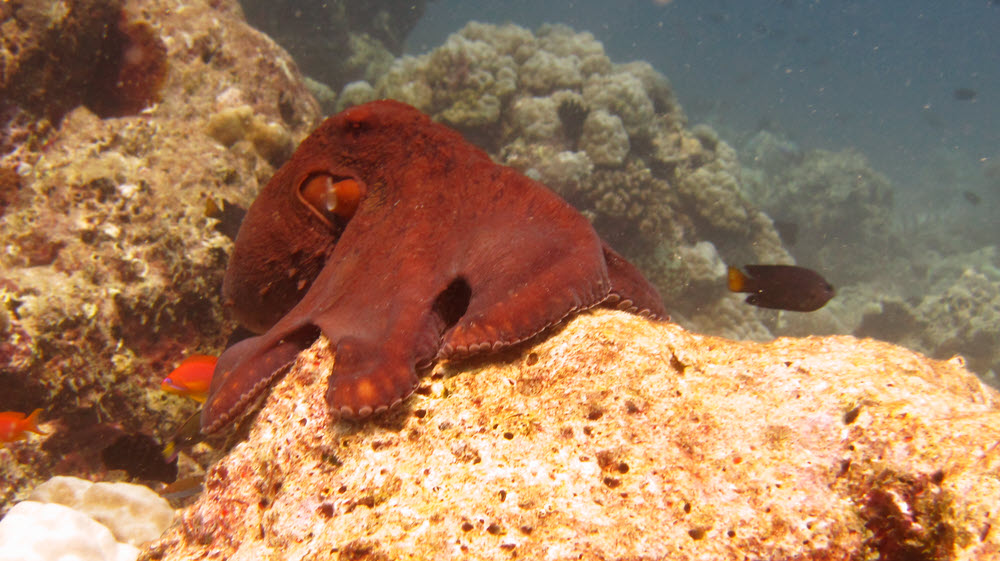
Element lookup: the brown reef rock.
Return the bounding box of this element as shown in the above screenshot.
[0,0,320,508]
[145,310,1000,560]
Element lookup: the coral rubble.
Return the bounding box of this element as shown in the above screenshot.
[144,310,1000,560]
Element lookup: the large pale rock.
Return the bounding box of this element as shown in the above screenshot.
[0,501,139,561]
[144,310,1000,560]
[29,476,175,546]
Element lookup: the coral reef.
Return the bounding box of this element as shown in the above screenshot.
[741,134,894,284]
[3,7,996,556]
[0,0,320,510]
[856,246,1000,386]
[144,310,1000,560]
[738,132,1000,387]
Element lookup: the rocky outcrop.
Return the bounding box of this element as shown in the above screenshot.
[0,0,320,506]
[145,310,1000,560]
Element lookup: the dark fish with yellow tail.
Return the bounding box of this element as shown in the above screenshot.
[728,265,835,312]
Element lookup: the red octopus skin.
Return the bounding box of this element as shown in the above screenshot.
[201,100,665,434]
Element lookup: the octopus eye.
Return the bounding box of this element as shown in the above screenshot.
[298,174,363,224]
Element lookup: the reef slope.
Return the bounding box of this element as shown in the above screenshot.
[145,310,1000,560]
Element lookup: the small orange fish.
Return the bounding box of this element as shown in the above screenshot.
[161,355,218,403]
[0,409,45,443]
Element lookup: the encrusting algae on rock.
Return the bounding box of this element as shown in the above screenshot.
[0,0,321,505]
[143,310,1000,560]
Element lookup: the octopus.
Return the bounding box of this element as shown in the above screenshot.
[201,100,666,434]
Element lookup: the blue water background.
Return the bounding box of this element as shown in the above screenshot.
[409,0,1000,217]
